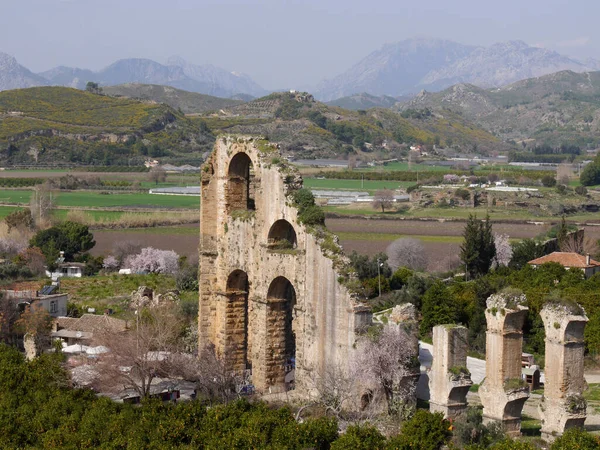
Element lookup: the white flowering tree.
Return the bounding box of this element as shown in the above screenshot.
[124,247,179,274]
[493,233,512,268]
[353,324,419,417]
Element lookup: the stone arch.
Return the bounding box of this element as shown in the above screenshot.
[266,276,297,390]
[226,152,256,212]
[267,219,297,249]
[223,270,251,371]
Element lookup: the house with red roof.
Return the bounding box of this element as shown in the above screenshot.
[528,252,600,278]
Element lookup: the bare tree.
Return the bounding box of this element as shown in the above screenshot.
[173,345,244,405]
[30,182,56,228]
[353,324,419,417]
[93,303,184,397]
[373,189,394,213]
[15,303,53,351]
[112,240,143,266]
[149,167,167,186]
[308,365,356,419]
[561,233,599,257]
[386,238,427,271]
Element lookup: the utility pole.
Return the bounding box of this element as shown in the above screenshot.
[377,257,382,297]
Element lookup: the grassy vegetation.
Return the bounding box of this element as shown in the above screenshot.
[98,225,198,235]
[303,177,414,192]
[360,162,450,172]
[520,414,542,437]
[60,273,176,301]
[0,189,199,209]
[0,87,168,129]
[336,232,464,243]
[324,203,600,222]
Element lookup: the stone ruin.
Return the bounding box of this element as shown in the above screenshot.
[131,286,179,309]
[198,136,372,394]
[429,325,472,418]
[539,302,588,440]
[426,291,589,439]
[479,292,530,436]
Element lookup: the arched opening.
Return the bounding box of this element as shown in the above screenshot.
[267,220,297,249]
[225,270,251,373]
[227,153,256,212]
[266,277,297,390]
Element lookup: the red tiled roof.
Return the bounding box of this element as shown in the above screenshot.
[528,252,600,268]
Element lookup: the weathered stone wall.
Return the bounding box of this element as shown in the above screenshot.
[199,136,371,394]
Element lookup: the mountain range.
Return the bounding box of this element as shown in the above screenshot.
[1,37,600,102]
[314,38,600,100]
[0,53,266,98]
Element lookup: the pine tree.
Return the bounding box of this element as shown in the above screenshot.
[460,214,480,279]
[460,214,496,278]
[476,214,496,275]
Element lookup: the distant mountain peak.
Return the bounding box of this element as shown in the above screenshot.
[0,52,48,91]
[315,38,598,101]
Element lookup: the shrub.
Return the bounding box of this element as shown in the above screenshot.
[330,425,386,450]
[4,209,34,231]
[387,410,451,450]
[575,185,588,195]
[550,427,600,449]
[292,188,316,209]
[455,188,471,200]
[298,205,325,225]
[541,175,557,187]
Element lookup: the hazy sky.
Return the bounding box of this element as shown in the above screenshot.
[1,0,599,89]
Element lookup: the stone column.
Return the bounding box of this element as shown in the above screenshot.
[479,292,530,436]
[429,325,472,418]
[539,302,588,440]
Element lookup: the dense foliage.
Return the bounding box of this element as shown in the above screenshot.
[29,221,95,269]
[0,345,484,449]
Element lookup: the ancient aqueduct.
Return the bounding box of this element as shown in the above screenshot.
[199,135,589,439]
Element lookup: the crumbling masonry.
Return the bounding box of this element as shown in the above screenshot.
[429,325,472,418]
[479,292,530,436]
[539,303,588,439]
[199,136,371,394]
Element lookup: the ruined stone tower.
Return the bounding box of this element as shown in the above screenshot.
[429,325,472,418]
[479,291,530,436]
[539,302,588,440]
[199,136,371,394]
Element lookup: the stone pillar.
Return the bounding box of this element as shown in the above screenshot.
[429,325,473,418]
[539,302,588,440]
[479,292,530,436]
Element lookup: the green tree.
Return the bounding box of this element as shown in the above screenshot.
[580,161,600,186]
[420,281,457,335]
[85,81,102,94]
[461,215,496,278]
[29,221,95,269]
[541,174,557,187]
[509,238,546,269]
[387,410,452,450]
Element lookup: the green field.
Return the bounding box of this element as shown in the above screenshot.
[303,178,414,192]
[360,162,451,172]
[0,189,199,209]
